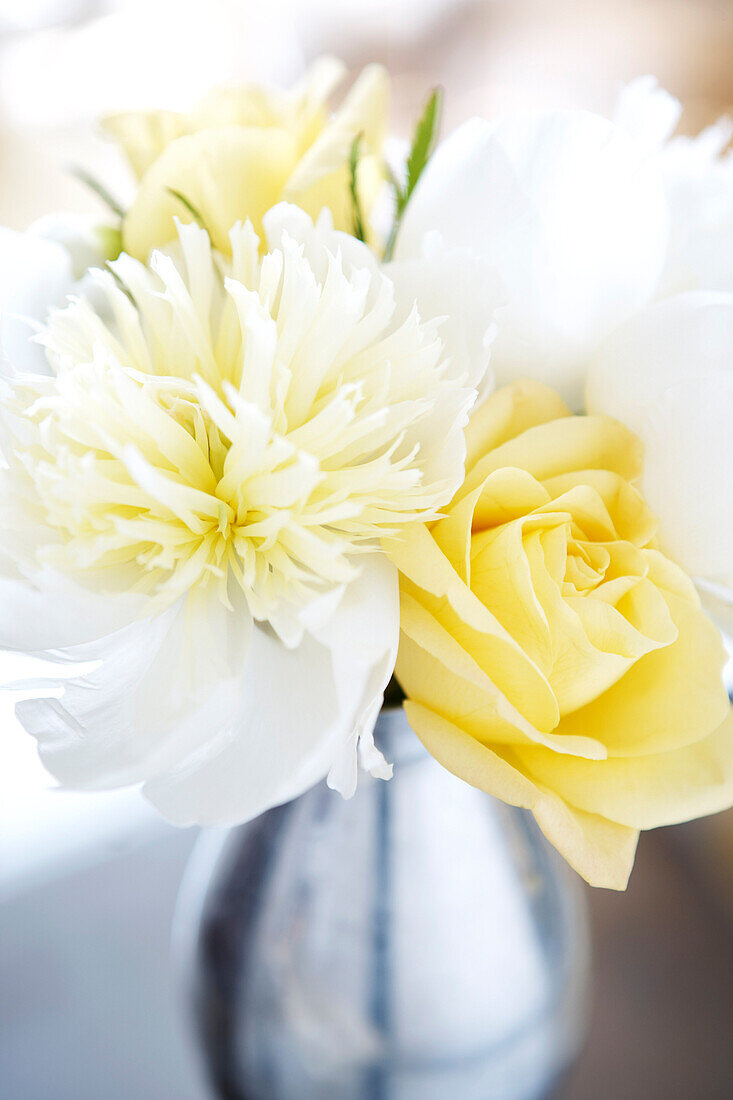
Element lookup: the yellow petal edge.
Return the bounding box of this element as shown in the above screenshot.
[389,380,733,890]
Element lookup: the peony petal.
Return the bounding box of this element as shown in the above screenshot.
[587,292,733,594]
[16,590,253,790]
[263,203,481,513]
[13,561,397,826]
[656,119,733,294]
[102,109,188,179]
[397,112,669,408]
[697,579,733,639]
[0,566,149,652]
[386,246,503,394]
[28,213,115,281]
[122,127,298,258]
[142,618,344,824]
[310,554,399,796]
[284,63,389,195]
[0,227,73,374]
[612,76,681,154]
[144,556,399,823]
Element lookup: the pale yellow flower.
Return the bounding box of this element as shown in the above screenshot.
[6,207,469,634]
[104,58,388,260]
[389,380,733,889]
[0,205,496,826]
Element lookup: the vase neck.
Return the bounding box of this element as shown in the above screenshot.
[374,705,426,766]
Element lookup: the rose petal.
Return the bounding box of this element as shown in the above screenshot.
[520,706,733,831]
[404,701,639,891]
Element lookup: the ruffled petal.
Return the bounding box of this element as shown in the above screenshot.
[386,246,503,395]
[315,553,399,796]
[555,584,729,757]
[16,590,253,790]
[392,525,605,758]
[144,556,399,823]
[14,557,399,827]
[263,203,483,512]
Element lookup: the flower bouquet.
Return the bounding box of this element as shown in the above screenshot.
[1,60,731,1097]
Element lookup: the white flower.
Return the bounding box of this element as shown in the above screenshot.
[612,74,681,155]
[0,227,75,375]
[588,79,733,624]
[1,203,495,823]
[395,107,669,408]
[614,76,733,298]
[587,292,733,626]
[0,214,114,373]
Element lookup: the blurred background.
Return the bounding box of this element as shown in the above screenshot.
[2,1,733,1097]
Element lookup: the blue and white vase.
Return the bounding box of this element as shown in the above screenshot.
[175,705,590,1100]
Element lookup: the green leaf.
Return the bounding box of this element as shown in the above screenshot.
[383,86,443,260]
[166,188,207,229]
[94,224,123,263]
[348,133,367,243]
[404,86,443,207]
[70,165,125,220]
[384,161,404,202]
[105,262,137,306]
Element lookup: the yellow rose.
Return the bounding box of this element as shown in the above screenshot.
[389,380,733,889]
[103,58,388,259]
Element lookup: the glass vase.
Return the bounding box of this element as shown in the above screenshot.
[174,705,590,1100]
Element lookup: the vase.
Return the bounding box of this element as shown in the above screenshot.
[174,705,590,1100]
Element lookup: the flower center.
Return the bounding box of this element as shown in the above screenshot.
[3,216,458,630]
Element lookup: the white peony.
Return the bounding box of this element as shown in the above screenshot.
[395,107,669,409]
[0,203,496,823]
[592,79,733,617]
[0,214,115,373]
[613,75,733,297]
